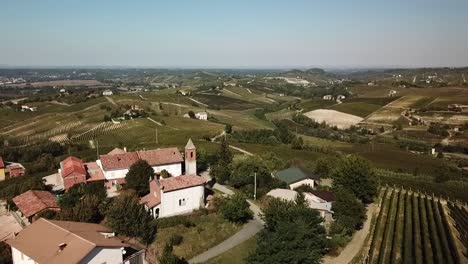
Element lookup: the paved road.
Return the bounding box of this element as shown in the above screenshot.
[323,203,378,264]
[190,173,263,263]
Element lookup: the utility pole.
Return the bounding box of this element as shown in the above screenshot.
[155,128,158,144]
[254,172,257,200]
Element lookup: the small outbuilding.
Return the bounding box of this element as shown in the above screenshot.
[274,167,319,190]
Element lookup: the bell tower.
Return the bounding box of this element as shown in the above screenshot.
[185,138,197,175]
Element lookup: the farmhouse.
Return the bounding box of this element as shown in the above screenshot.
[20,105,37,112]
[12,190,60,223]
[6,218,145,264]
[274,167,319,190]
[195,111,208,120]
[323,95,333,100]
[102,89,113,96]
[6,163,26,178]
[267,188,334,226]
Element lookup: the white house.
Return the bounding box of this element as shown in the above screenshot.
[336,95,346,100]
[97,146,185,183]
[195,112,208,120]
[102,89,113,96]
[323,95,333,100]
[267,188,335,226]
[6,218,145,264]
[141,174,205,218]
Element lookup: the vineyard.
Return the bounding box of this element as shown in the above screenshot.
[447,202,468,258]
[366,187,466,264]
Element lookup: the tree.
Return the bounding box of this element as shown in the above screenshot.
[332,155,377,204]
[0,241,12,264]
[248,194,326,264]
[259,152,285,172]
[224,124,232,134]
[379,126,385,133]
[159,244,187,264]
[188,111,196,119]
[211,137,233,184]
[220,193,252,223]
[314,157,333,178]
[331,188,366,235]
[291,136,304,150]
[59,195,104,223]
[105,193,156,245]
[125,160,154,196]
[160,169,171,178]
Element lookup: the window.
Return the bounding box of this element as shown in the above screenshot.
[190,152,193,158]
[179,198,186,206]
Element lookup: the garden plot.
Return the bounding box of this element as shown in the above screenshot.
[364,96,425,124]
[303,109,363,129]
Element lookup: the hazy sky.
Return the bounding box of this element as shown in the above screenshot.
[1,0,467,68]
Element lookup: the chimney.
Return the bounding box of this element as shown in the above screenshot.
[58,243,67,252]
[124,147,127,152]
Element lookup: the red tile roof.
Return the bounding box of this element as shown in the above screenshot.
[140,181,161,208]
[159,175,205,192]
[107,148,127,155]
[61,156,86,178]
[0,156,4,168]
[99,152,139,170]
[137,148,184,167]
[84,162,105,182]
[12,190,60,218]
[99,147,183,171]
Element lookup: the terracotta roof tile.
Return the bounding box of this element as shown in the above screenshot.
[99,147,183,171]
[137,148,184,166]
[159,175,205,192]
[107,148,127,155]
[0,156,4,168]
[84,162,105,182]
[99,152,139,170]
[140,181,161,208]
[61,156,86,178]
[12,190,60,218]
[6,218,128,264]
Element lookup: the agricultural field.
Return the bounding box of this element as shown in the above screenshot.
[193,94,262,110]
[447,202,468,257]
[303,109,363,129]
[367,187,466,264]
[364,96,426,124]
[329,97,397,118]
[298,99,335,112]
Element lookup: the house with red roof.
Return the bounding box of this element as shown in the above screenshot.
[141,174,205,218]
[97,139,196,186]
[59,156,88,190]
[12,190,60,223]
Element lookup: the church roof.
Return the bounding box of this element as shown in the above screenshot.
[185,138,195,149]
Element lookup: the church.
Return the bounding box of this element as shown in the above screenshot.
[139,139,206,218]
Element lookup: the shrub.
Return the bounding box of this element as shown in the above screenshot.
[169,234,183,246]
[220,193,252,223]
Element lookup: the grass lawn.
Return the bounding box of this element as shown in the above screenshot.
[151,213,243,260]
[204,235,257,264]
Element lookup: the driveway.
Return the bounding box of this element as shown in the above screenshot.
[190,172,264,263]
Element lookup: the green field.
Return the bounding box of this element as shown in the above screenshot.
[298,99,335,112]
